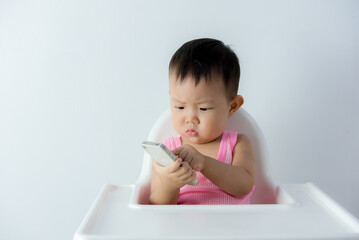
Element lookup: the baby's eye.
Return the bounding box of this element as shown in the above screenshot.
[200,108,211,111]
[175,106,184,110]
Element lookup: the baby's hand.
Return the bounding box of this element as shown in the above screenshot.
[152,158,197,191]
[172,145,206,172]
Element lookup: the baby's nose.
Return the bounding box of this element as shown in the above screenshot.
[185,111,199,124]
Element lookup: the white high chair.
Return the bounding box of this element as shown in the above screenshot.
[74,108,359,240]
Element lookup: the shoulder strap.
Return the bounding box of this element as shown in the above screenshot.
[219,131,237,164]
[228,131,238,154]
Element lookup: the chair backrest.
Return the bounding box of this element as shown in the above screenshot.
[136,108,277,204]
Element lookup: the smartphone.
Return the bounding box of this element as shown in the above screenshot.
[141,141,198,186]
[141,141,177,167]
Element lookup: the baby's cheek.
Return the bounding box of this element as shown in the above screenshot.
[173,119,183,133]
[207,117,224,133]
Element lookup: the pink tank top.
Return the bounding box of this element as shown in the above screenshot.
[163,131,254,205]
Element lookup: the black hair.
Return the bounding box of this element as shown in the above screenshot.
[169,38,240,99]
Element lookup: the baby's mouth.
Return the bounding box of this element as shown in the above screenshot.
[186,129,198,137]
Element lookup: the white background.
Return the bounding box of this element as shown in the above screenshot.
[0,0,358,239]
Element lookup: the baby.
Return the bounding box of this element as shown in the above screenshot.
[149,38,256,205]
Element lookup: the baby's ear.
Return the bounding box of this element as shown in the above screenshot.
[228,95,244,118]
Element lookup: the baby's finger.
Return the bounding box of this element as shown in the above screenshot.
[152,160,165,173]
[179,167,193,179]
[168,158,182,173]
[190,171,197,181]
[152,160,162,167]
[184,171,197,184]
[152,160,160,169]
[179,169,196,183]
[177,163,188,176]
[171,146,183,156]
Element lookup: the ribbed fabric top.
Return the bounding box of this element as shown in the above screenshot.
[163,131,254,205]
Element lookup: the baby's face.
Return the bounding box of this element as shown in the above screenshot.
[169,74,231,145]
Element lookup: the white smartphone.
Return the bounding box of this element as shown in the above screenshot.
[141,141,198,186]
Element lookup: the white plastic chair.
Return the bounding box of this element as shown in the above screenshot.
[74,108,359,240]
[135,108,277,204]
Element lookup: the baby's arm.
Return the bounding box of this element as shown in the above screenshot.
[149,159,196,204]
[202,134,256,196]
[173,134,256,197]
